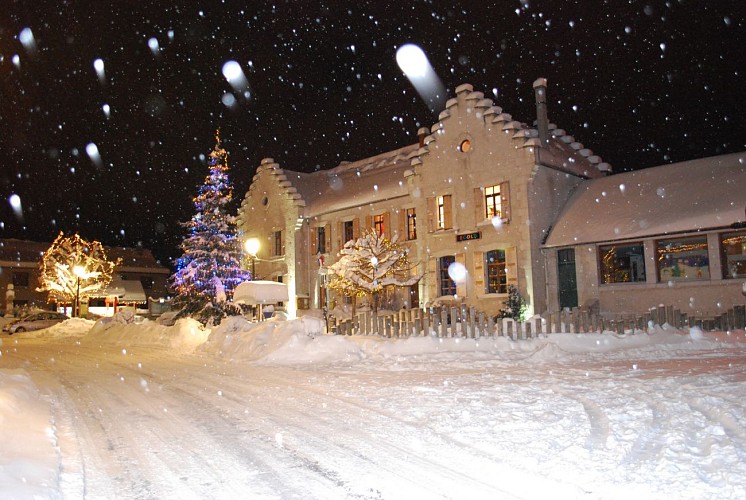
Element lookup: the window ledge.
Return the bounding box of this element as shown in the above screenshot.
[477,293,509,300]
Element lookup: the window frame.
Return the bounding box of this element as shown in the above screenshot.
[720,230,746,279]
[316,226,326,254]
[484,184,502,219]
[598,241,646,284]
[655,235,710,282]
[484,249,508,294]
[438,255,457,297]
[406,207,417,240]
[373,214,385,236]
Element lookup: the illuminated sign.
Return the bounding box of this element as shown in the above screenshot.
[456,231,481,242]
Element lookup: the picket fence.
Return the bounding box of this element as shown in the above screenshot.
[331,303,746,339]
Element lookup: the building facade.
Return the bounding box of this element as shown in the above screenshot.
[238,81,615,318]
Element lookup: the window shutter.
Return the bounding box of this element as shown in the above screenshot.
[336,221,343,250]
[352,217,360,240]
[427,257,437,298]
[474,187,484,222]
[473,251,484,292]
[382,212,391,238]
[280,230,285,256]
[398,210,406,241]
[426,197,436,232]
[365,215,372,233]
[506,246,518,285]
[310,227,318,255]
[324,223,331,252]
[501,181,511,222]
[443,194,453,229]
[455,252,466,297]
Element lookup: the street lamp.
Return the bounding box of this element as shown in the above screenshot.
[245,238,260,280]
[73,265,85,318]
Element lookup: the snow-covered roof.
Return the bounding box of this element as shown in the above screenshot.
[98,279,147,302]
[544,152,746,247]
[233,280,289,305]
[283,144,420,217]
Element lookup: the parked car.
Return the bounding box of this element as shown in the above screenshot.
[2,311,70,334]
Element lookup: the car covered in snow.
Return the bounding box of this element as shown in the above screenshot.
[2,311,70,334]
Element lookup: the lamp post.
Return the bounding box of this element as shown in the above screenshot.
[245,238,260,280]
[73,265,85,318]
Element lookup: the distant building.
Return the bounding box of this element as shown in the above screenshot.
[0,238,170,315]
[237,80,746,319]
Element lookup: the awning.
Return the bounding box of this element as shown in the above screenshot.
[233,280,289,305]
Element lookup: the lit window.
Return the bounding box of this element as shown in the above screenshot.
[721,231,746,278]
[657,236,709,281]
[459,139,471,152]
[485,250,507,293]
[599,243,646,284]
[485,185,502,219]
[438,256,456,296]
[406,208,417,240]
[373,214,385,236]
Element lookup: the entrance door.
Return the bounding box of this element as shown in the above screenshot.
[557,248,578,309]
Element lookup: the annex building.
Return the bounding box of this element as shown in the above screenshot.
[237,80,746,321]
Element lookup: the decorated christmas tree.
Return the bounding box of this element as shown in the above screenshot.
[170,129,249,324]
[498,284,528,322]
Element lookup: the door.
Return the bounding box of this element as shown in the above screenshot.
[557,248,578,309]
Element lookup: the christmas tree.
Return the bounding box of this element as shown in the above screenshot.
[498,284,528,322]
[170,129,249,324]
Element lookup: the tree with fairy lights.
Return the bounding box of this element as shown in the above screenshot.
[170,129,249,325]
[37,232,120,317]
[328,229,420,317]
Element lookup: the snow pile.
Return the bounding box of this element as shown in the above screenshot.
[85,317,211,352]
[0,370,59,498]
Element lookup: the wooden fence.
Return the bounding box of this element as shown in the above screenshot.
[331,303,746,339]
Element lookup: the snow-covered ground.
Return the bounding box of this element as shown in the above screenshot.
[1,315,745,499]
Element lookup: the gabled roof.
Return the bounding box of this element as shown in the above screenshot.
[244,82,610,218]
[544,152,746,247]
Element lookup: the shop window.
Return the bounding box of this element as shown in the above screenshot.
[406,208,417,240]
[656,236,709,281]
[12,271,29,288]
[721,231,746,278]
[599,242,646,284]
[438,255,456,296]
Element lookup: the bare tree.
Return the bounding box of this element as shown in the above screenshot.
[37,232,119,317]
[328,229,420,317]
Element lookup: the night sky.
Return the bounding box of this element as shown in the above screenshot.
[1,1,743,268]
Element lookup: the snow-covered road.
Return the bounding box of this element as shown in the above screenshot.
[2,318,746,499]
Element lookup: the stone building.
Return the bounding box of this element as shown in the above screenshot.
[237,80,612,318]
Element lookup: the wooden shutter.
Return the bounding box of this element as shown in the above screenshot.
[501,181,511,222]
[473,251,484,293]
[280,230,285,256]
[336,221,343,250]
[398,210,406,241]
[310,226,318,255]
[443,194,453,229]
[352,217,360,240]
[382,212,391,238]
[365,215,372,233]
[427,257,437,298]
[474,187,484,223]
[506,246,518,285]
[455,252,466,297]
[426,197,436,232]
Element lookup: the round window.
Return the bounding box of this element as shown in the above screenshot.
[459,139,472,153]
[261,196,269,207]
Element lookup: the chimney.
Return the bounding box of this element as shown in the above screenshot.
[417,127,428,148]
[533,78,549,147]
